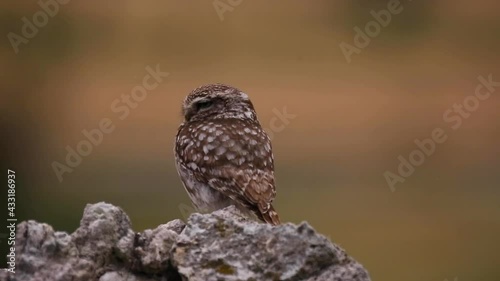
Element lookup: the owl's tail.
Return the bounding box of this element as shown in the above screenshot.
[260,205,281,225]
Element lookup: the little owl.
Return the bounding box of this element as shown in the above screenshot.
[174,84,280,225]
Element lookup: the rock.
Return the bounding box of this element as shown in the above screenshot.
[171,206,370,281]
[3,202,371,281]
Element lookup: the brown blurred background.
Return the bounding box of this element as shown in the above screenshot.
[1,1,500,280]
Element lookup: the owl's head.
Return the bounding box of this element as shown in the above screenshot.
[182,84,257,122]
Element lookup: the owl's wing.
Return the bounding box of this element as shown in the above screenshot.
[230,167,280,225]
[194,165,280,225]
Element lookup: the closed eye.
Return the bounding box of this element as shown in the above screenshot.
[196,100,213,111]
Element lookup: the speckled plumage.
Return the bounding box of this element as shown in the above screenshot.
[174,84,280,225]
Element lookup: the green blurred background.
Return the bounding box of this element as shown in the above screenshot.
[1,1,500,280]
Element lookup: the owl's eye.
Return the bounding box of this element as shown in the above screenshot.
[196,100,213,111]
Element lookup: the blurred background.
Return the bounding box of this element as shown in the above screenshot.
[1,1,500,280]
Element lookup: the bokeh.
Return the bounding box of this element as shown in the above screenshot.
[1,1,499,280]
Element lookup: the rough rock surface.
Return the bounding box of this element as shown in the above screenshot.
[0,202,371,281]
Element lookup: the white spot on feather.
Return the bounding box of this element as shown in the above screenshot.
[215,146,226,155]
[244,111,253,119]
[240,92,249,99]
